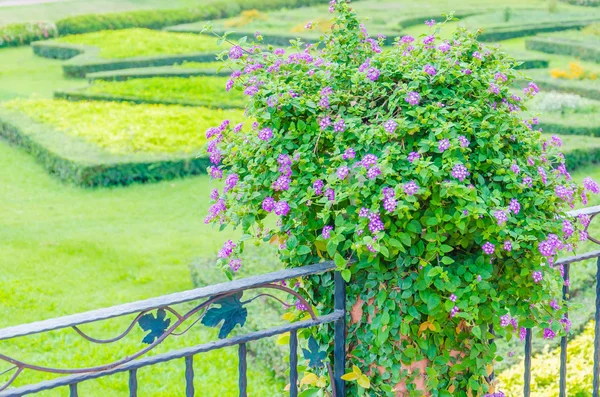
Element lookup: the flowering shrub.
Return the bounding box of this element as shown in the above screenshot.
[204,1,599,395]
[550,62,598,80]
[0,22,58,48]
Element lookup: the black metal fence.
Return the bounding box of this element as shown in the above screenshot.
[0,262,346,397]
[523,205,600,397]
[2,206,600,397]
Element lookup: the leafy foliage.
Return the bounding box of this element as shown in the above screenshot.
[3,99,243,154]
[139,309,171,344]
[204,1,600,395]
[55,29,222,59]
[201,292,248,339]
[0,21,58,48]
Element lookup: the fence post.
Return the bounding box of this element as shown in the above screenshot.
[593,257,600,397]
[333,271,346,397]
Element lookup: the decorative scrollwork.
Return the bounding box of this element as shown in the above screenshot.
[0,283,316,392]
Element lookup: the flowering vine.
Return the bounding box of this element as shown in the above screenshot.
[202,1,597,395]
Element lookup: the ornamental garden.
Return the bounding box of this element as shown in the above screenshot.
[1,0,600,396]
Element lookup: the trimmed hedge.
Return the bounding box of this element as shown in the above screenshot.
[478,18,600,42]
[560,0,600,6]
[31,40,220,78]
[0,107,210,187]
[540,121,600,137]
[0,21,58,48]
[516,73,600,101]
[86,66,229,82]
[166,25,320,46]
[526,36,600,63]
[54,0,331,36]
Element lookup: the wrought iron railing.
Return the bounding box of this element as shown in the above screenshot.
[523,205,600,397]
[3,206,600,397]
[0,262,346,397]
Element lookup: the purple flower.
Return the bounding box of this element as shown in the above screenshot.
[209,166,223,180]
[319,96,330,109]
[494,72,507,82]
[451,164,470,181]
[366,67,380,81]
[262,197,276,212]
[438,139,450,152]
[401,35,415,44]
[438,42,451,53]
[366,167,381,180]
[408,152,420,163]
[532,271,543,283]
[267,96,278,107]
[511,163,520,174]
[462,69,472,75]
[473,51,482,60]
[543,328,556,340]
[274,201,290,216]
[368,212,384,233]
[561,316,572,333]
[508,199,520,215]
[343,148,356,160]
[538,167,547,184]
[423,35,435,45]
[489,83,501,95]
[358,58,371,72]
[320,117,331,130]
[494,210,508,225]
[244,86,259,96]
[458,136,469,148]
[384,119,397,134]
[520,327,527,342]
[229,46,244,60]
[563,220,574,238]
[500,314,511,327]
[383,197,397,212]
[322,225,333,239]
[403,181,419,196]
[334,119,345,133]
[225,79,234,91]
[579,214,591,227]
[382,187,395,198]
[424,64,437,76]
[219,240,236,259]
[523,176,533,187]
[274,48,285,55]
[550,299,560,310]
[450,306,459,318]
[325,188,335,201]
[272,175,290,191]
[305,21,313,29]
[583,177,600,194]
[361,154,378,168]
[258,127,274,141]
[210,189,219,200]
[504,240,512,251]
[359,207,369,218]
[405,91,421,106]
[449,294,457,302]
[425,19,436,27]
[224,174,239,192]
[337,166,350,180]
[233,123,243,133]
[229,258,241,272]
[482,242,495,255]
[313,180,324,195]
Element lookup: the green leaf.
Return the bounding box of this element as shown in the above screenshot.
[472,326,482,340]
[334,252,346,268]
[341,269,351,282]
[297,245,311,255]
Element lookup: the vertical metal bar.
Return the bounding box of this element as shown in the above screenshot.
[129,369,138,397]
[333,271,346,397]
[593,257,600,397]
[69,383,78,397]
[185,355,194,397]
[559,263,570,397]
[524,328,532,397]
[239,343,247,397]
[289,330,298,397]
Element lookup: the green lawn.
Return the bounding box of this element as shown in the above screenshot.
[0,136,285,396]
[0,46,86,100]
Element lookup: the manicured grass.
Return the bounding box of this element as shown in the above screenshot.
[0,138,284,396]
[0,46,86,100]
[80,76,245,108]
[3,99,243,154]
[55,28,223,59]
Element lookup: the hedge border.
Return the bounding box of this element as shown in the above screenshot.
[478,18,600,42]
[559,0,600,6]
[0,107,209,187]
[540,121,600,137]
[31,40,220,78]
[53,87,244,109]
[516,75,600,101]
[525,36,600,63]
[86,66,230,82]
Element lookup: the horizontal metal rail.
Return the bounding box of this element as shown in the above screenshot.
[0,261,336,341]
